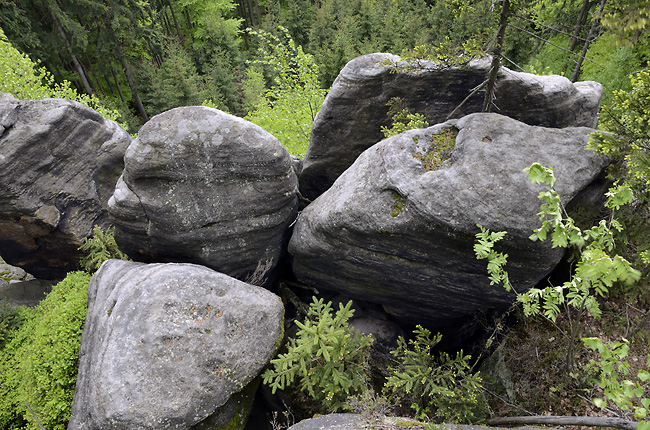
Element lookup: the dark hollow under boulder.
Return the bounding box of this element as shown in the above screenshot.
[289,113,607,329]
[300,53,603,200]
[0,94,131,279]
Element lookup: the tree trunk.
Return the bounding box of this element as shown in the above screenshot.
[110,66,126,104]
[106,23,148,121]
[164,0,184,45]
[236,0,250,49]
[487,415,639,430]
[247,0,256,27]
[570,0,607,82]
[482,0,509,112]
[103,68,116,95]
[569,0,592,52]
[51,12,96,95]
[253,0,261,27]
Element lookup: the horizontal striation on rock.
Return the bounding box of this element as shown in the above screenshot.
[290,113,608,328]
[109,106,299,285]
[300,53,603,200]
[68,260,284,429]
[0,94,131,279]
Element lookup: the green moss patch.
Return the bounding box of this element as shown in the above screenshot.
[413,127,457,172]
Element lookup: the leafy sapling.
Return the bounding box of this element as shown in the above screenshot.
[583,337,650,430]
[477,163,640,323]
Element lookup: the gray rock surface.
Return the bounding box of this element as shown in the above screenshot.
[0,279,53,307]
[68,260,284,429]
[0,94,131,279]
[290,113,607,328]
[109,106,298,286]
[300,53,603,199]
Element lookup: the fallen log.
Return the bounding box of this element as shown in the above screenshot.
[487,415,638,430]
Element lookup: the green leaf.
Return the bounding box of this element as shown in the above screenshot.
[593,398,607,409]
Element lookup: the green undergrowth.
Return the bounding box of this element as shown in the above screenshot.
[0,271,92,430]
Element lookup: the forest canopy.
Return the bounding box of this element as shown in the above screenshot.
[0,0,647,148]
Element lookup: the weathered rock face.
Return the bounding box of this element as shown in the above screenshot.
[0,94,131,279]
[68,260,284,430]
[108,106,298,286]
[290,113,607,328]
[300,53,603,199]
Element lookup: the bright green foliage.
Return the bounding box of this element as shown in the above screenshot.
[474,224,513,292]
[478,163,640,322]
[78,225,130,273]
[599,0,649,42]
[590,71,650,202]
[262,298,373,412]
[245,27,326,157]
[0,299,26,350]
[381,97,430,138]
[0,271,92,430]
[385,326,486,424]
[0,27,121,124]
[583,337,650,428]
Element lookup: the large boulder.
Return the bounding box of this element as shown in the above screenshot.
[68,260,284,429]
[289,113,607,328]
[300,53,603,199]
[108,106,298,286]
[0,94,131,279]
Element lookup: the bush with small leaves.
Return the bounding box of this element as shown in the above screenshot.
[262,298,373,412]
[0,271,92,430]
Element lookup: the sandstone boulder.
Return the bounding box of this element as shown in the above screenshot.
[300,53,603,199]
[108,106,298,285]
[0,94,131,279]
[289,113,607,328]
[68,260,284,429]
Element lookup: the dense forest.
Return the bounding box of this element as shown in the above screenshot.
[1,0,650,429]
[1,0,648,151]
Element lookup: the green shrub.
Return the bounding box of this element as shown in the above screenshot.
[0,299,27,349]
[0,271,92,430]
[262,298,373,412]
[78,225,130,273]
[385,326,487,424]
[381,97,430,138]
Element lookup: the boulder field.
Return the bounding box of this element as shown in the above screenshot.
[289,113,607,328]
[0,51,611,430]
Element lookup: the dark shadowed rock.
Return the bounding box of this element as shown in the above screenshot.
[300,53,603,199]
[68,260,284,430]
[289,113,607,328]
[108,106,298,286]
[0,94,131,279]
